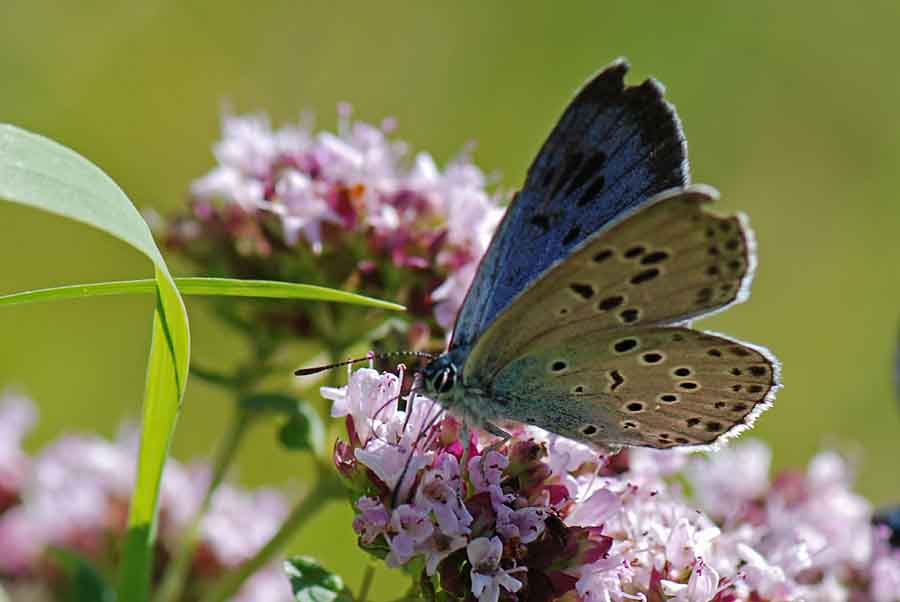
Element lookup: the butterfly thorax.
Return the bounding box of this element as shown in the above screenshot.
[421,351,497,428]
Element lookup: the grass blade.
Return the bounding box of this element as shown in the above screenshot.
[0,277,405,311]
[0,124,189,602]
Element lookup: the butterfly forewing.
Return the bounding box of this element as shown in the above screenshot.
[484,326,778,449]
[450,60,688,351]
[465,186,754,379]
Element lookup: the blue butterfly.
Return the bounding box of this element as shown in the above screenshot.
[419,59,780,450]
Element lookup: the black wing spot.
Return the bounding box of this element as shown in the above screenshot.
[707,265,720,276]
[730,346,752,357]
[686,417,702,427]
[609,369,625,390]
[622,420,638,430]
[696,288,713,304]
[731,384,742,392]
[658,393,679,403]
[725,238,740,251]
[678,381,699,390]
[624,245,645,259]
[619,307,641,324]
[641,251,669,265]
[708,349,722,357]
[748,366,767,377]
[619,308,640,323]
[550,360,568,373]
[579,174,605,205]
[562,226,581,246]
[747,384,765,394]
[675,437,690,444]
[569,283,595,300]
[731,368,742,376]
[706,421,723,432]
[569,152,607,202]
[597,295,625,311]
[733,403,749,412]
[715,402,726,409]
[625,401,644,412]
[530,214,551,232]
[672,367,691,377]
[613,338,638,353]
[593,249,614,263]
[641,352,664,364]
[580,424,599,436]
[630,268,660,285]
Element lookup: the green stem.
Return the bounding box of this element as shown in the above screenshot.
[199,461,343,602]
[357,564,376,602]
[154,407,254,602]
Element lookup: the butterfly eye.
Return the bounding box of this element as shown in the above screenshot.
[434,367,456,394]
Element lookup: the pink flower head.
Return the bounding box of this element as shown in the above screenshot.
[176,106,503,335]
[0,393,36,509]
[199,484,287,568]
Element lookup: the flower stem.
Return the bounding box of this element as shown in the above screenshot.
[357,564,376,602]
[154,406,254,602]
[199,460,344,602]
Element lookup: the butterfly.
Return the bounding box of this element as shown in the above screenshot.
[417,59,780,450]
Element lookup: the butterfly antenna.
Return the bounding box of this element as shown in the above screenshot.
[295,350,435,376]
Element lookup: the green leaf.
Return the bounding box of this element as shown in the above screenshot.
[49,549,116,602]
[284,556,353,602]
[278,411,324,454]
[0,124,188,602]
[0,277,405,311]
[240,393,325,454]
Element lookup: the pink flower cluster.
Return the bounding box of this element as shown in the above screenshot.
[324,367,900,602]
[164,109,503,334]
[0,394,293,602]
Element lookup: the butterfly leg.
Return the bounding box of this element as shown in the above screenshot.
[482,421,511,444]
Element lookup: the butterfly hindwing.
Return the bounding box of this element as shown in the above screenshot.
[450,59,688,350]
[465,186,754,379]
[485,326,778,449]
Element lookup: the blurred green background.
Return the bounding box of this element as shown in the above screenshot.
[2,2,899,598]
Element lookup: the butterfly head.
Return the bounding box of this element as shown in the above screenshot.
[421,354,459,397]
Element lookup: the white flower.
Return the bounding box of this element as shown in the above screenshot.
[661,559,720,602]
[322,368,400,442]
[467,537,525,602]
[496,506,548,544]
[565,488,621,528]
[414,454,472,537]
[686,439,771,519]
[422,532,468,576]
[870,552,900,602]
[273,170,340,252]
[737,543,794,601]
[387,504,433,566]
